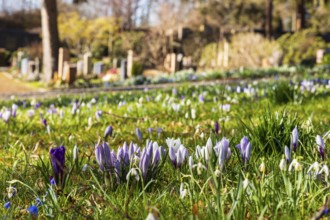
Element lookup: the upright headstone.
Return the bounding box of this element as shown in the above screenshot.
[127,50,133,77]
[17,51,24,69]
[76,60,84,76]
[63,61,70,81]
[120,59,127,80]
[27,61,36,75]
[223,41,229,68]
[34,57,40,75]
[170,53,176,73]
[113,58,118,68]
[58,48,70,79]
[93,62,104,75]
[68,64,77,85]
[20,58,29,76]
[316,49,325,64]
[83,53,92,76]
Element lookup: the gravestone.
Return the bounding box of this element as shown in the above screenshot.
[120,59,127,80]
[127,50,133,77]
[113,58,118,68]
[63,62,77,85]
[34,57,40,75]
[58,48,70,79]
[17,51,24,69]
[20,58,29,75]
[170,53,176,73]
[83,53,92,76]
[27,61,36,75]
[76,60,84,76]
[93,62,104,75]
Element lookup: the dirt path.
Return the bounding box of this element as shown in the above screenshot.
[0,71,37,95]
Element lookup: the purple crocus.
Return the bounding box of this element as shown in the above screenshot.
[95,142,114,171]
[316,135,325,161]
[104,126,113,139]
[291,126,299,152]
[236,136,252,164]
[136,128,143,141]
[214,137,230,170]
[50,146,66,185]
[214,121,219,134]
[2,110,11,123]
[169,144,188,168]
[11,104,18,117]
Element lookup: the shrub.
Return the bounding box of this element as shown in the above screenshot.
[277,29,328,66]
[131,61,144,77]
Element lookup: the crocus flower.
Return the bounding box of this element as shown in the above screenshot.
[291,126,299,152]
[2,110,11,123]
[169,144,188,169]
[180,183,187,199]
[27,205,38,218]
[136,128,143,141]
[95,110,102,120]
[11,104,18,117]
[27,109,35,119]
[4,201,10,209]
[7,186,17,198]
[279,158,287,171]
[236,136,252,164]
[307,162,320,175]
[214,121,219,134]
[104,126,113,139]
[73,145,78,162]
[288,159,302,172]
[284,145,291,162]
[316,135,325,161]
[50,146,66,184]
[147,128,153,133]
[214,137,230,170]
[50,177,56,186]
[95,142,113,171]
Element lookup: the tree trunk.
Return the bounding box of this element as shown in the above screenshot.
[265,0,273,39]
[296,0,305,31]
[41,0,59,83]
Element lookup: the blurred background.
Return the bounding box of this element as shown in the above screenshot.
[0,0,329,91]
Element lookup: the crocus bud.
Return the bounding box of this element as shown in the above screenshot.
[316,135,325,161]
[284,145,291,162]
[50,146,66,185]
[104,126,113,139]
[291,126,299,152]
[214,121,219,134]
[73,145,78,162]
[136,128,143,141]
[279,158,287,171]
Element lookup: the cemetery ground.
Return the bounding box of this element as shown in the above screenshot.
[1,72,330,219]
[0,71,38,95]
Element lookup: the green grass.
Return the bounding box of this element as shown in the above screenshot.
[0,79,330,219]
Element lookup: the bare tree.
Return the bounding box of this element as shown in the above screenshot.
[41,0,59,83]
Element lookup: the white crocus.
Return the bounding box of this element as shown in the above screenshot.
[259,161,266,173]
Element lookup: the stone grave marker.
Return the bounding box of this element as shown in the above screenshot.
[120,59,127,80]
[127,50,133,77]
[58,48,70,79]
[83,53,92,76]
